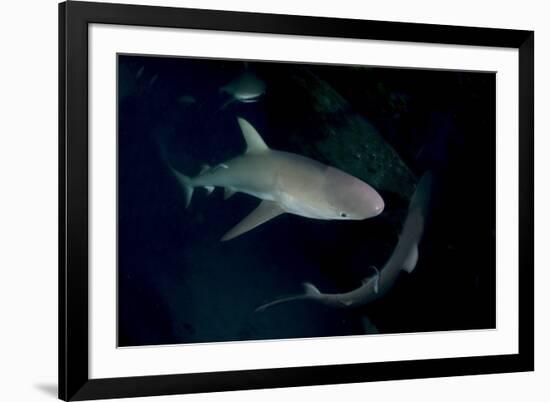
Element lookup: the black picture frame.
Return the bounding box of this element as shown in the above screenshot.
[59,1,534,400]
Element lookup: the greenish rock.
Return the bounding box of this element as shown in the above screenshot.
[315,116,416,199]
[283,67,417,200]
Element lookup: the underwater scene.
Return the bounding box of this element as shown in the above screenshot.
[117,54,496,347]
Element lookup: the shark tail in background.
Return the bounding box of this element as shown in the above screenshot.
[255,282,320,313]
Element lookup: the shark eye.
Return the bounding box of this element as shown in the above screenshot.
[340,212,348,218]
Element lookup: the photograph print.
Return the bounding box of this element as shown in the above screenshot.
[117,54,495,347]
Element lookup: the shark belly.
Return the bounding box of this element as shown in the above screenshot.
[268,151,334,219]
[276,191,331,219]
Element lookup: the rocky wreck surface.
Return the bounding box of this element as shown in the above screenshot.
[264,66,417,202]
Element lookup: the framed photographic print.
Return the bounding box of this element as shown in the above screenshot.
[59,1,534,400]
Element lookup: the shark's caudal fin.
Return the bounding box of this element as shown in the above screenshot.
[154,137,195,208]
[237,117,269,154]
[255,282,320,313]
[169,166,220,206]
[171,168,194,208]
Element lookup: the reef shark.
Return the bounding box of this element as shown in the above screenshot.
[170,117,384,241]
[256,171,433,310]
[219,71,266,109]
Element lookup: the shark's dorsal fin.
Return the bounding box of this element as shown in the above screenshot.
[221,200,283,241]
[303,282,321,295]
[237,117,269,154]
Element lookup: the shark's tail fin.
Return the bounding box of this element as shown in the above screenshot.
[170,168,194,208]
[255,282,320,313]
[155,134,195,208]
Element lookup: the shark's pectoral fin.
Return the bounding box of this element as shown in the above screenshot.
[237,117,269,154]
[402,244,419,273]
[221,200,284,241]
[341,299,354,307]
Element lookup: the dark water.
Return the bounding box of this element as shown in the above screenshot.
[117,54,495,347]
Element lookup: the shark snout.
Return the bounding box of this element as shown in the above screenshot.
[340,186,384,220]
[324,167,385,220]
[360,191,384,219]
[372,193,385,216]
[354,182,385,219]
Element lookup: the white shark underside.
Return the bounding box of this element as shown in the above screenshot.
[220,71,266,101]
[219,71,266,110]
[169,117,385,241]
[256,171,433,311]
